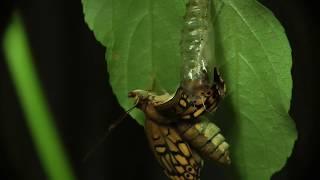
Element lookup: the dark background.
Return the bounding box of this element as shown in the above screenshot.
[0,0,318,179]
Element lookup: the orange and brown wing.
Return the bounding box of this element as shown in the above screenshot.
[145,119,203,180]
[155,85,222,121]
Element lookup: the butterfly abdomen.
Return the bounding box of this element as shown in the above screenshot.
[177,120,231,165]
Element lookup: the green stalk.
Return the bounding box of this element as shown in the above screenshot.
[3,13,75,180]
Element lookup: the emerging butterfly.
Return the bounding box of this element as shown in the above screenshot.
[127,0,230,179]
[128,68,230,180]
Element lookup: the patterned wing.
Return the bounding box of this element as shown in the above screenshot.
[155,85,222,120]
[155,68,226,121]
[129,68,225,123]
[145,119,203,180]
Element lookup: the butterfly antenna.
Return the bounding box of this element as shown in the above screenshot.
[82,104,137,163]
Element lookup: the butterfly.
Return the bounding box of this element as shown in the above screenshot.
[127,0,230,178]
[128,71,230,180]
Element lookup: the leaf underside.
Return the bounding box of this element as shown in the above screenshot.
[82,0,297,180]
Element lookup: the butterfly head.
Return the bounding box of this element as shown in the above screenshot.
[128,89,154,109]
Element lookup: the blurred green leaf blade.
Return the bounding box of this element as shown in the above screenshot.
[3,13,75,180]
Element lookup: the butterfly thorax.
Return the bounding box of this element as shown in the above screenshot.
[158,73,225,120]
[128,90,176,124]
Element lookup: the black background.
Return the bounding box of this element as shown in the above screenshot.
[0,0,319,180]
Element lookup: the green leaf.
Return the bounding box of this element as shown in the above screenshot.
[82,0,297,180]
[212,1,296,179]
[82,0,187,125]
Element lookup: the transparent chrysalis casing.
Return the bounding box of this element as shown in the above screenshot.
[180,0,215,90]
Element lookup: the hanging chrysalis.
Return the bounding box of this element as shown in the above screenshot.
[128,0,223,120]
[148,0,223,120]
[180,0,215,92]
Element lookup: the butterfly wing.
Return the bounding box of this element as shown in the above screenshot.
[155,85,222,120]
[145,119,203,180]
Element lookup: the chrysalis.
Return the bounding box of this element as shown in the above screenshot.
[146,0,222,120]
[180,0,215,93]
